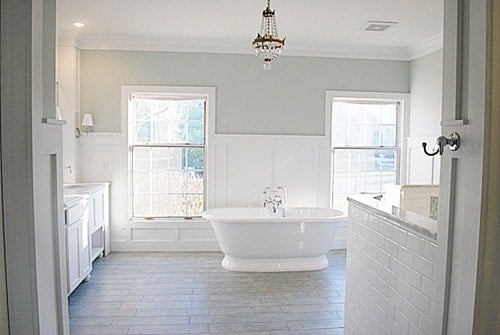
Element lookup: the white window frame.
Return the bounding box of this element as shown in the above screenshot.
[121,86,216,222]
[325,91,410,207]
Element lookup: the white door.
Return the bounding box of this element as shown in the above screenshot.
[434,0,491,334]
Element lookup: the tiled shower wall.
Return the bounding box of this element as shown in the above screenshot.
[345,203,438,335]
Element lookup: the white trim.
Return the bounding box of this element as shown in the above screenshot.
[407,32,444,60]
[114,218,220,251]
[112,241,220,252]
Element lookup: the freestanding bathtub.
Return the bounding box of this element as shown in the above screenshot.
[202,207,344,272]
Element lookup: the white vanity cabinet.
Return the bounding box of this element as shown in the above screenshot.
[65,199,92,294]
[64,182,110,295]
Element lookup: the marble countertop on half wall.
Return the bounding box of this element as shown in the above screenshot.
[347,195,437,240]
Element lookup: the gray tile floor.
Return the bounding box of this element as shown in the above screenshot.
[69,251,346,335]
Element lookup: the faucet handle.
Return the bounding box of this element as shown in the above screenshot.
[276,186,287,201]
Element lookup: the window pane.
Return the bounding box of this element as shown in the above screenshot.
[133,171,151,193]
[168,170,187,194]
[133,98,205,144]
[187,120,204,143]
[131,146,205,217]
[332,100,398,147]
[168,195,187,217]
[133,194,152,217]
[186,195,204,217]
[151,170,169,193]
[186,171,204,194]
[332,148,398,213]
[185,148,204,170]
[151,148,170,170]
[135,121,151,143]
[133,148,151,170]
[151,195,171,217]
[131,93,206,218]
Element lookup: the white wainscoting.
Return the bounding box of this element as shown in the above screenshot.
[78,133,348,252]
[208,134,331,208]
[405,137,440,185]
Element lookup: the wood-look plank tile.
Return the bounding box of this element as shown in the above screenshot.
[69,251,346,335]
[127,324,208,334]
[69,325,129,335]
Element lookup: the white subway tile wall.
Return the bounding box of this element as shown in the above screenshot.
[345,203,438,335]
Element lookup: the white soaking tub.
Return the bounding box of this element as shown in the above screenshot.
[202,207,344,272]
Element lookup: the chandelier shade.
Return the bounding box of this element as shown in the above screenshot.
[252,0,285,70]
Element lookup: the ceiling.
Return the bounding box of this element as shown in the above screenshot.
[57,0,443,60]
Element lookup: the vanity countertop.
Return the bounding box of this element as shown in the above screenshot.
[63,182,109,195]
[63,194,88,209]
[347,195,437,240]
[63,182,110,208]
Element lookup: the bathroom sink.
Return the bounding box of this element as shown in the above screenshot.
[63,194,85,208]
[63,183,101,195]
[64,184,92,190]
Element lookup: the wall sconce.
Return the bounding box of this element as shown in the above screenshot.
[75,113,94,138]
[81,113,94,133]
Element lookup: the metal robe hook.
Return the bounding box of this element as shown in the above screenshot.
[422,132,461,156]
[422,142,440,156]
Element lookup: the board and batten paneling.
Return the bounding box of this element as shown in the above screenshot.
[405,137,441,185]
[210,135,331,208]
[79,133,348,251]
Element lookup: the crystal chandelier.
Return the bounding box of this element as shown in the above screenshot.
[252,0,285,70]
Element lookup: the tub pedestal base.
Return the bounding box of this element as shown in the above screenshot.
[221,255,329,272]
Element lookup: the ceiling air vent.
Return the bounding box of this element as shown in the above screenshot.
[360,21,398,32]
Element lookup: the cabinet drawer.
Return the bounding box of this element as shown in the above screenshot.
[66,201,84,225]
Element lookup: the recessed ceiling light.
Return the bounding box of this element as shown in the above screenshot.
[73,22,85,28]
[360,21,398,32]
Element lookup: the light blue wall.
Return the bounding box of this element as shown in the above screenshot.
[409,49,443,137]
[81,50,409,134]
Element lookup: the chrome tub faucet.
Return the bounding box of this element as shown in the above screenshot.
[263,186,287,216]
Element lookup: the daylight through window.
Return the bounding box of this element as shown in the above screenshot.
[129,95,206,218]
[331,99,400,213]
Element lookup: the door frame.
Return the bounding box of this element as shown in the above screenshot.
[1,0,69,334]
[1,0,497,334]
[473,0,500,332]
[435,0,495,334]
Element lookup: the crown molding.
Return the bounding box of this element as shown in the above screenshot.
[283,44,409,61]
[76,35,252,55]
[72,34,410,61]
[59,31,443,61]
[407,32,443,60]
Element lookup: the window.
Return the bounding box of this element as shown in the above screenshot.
[331,98,403,213]
[129,93,206,219]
